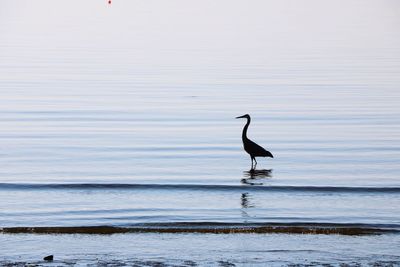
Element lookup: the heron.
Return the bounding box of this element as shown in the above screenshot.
[236,114,273,170]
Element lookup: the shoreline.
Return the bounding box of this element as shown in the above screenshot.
[2,222,398,235]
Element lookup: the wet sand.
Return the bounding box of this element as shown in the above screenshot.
[1,223,398,235]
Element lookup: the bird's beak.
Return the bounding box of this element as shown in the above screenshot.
[236,115,246,119]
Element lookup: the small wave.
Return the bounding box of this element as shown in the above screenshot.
[1,222,399,235]
[0,183,399,193]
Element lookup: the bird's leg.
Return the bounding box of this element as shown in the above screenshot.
[254,158,258,169]
[250,157,254,170]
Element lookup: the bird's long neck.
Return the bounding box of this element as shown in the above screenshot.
[242,117,250,141]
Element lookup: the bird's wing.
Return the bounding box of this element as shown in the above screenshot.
[246,139,273,158]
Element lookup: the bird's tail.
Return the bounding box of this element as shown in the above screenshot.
[266,150,274,158]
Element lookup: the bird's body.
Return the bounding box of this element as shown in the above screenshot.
[236,114,273,170]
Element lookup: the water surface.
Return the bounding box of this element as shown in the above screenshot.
[1,0,400,265]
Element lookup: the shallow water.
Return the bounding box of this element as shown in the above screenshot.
[1,233,400,266]
[1,0,400,265]
[1,184,400,231]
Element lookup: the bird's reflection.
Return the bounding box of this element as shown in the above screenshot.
[240,178,263,185]
[244,169,272,179]
[240,169,272,219]
[240,192,254,220]
[241,193,254,208]
[241,169,272,185]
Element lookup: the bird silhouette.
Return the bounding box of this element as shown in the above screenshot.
[236,114,273,170]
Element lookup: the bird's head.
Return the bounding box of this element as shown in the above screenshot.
[236,114,250,119]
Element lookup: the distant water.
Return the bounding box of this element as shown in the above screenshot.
[1,0,400,265]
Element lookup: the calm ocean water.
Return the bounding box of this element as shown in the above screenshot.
[1,0,400,265]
